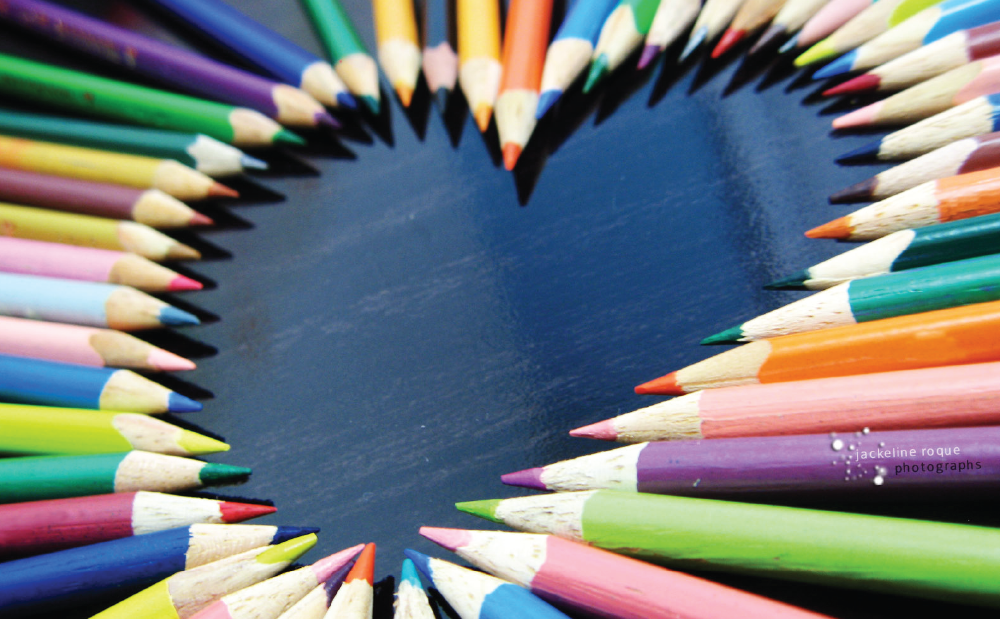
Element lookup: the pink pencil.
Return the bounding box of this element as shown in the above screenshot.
[0,316,194,371]
[421,527,832,619]
[795,0,874,49]
[0,238,201,292]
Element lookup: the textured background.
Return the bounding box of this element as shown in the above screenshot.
[6,1,1000,617]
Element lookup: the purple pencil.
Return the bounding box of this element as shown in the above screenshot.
[503,426,1000,497]
[0,0,340,125]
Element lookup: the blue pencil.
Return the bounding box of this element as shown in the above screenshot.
[405,550,572,619]
[537,0,620,118]
[0,272,198,331]
[395,558,434,618]
[423,0,458,110]
[143,0,356,109]
[0,354,201,413]
[0,524,317,615]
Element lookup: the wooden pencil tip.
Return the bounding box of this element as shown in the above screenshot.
[395,85,414,107]
[806,217,852,239]
[474,105,493,132]
[502,144,522,170]
[167,243,203,261]
[209,183,240,199]
[635,372,683,395]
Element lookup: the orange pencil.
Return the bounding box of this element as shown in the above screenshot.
[808,165,1000,241]
[496,0,554,170]
[635,299,1000,395]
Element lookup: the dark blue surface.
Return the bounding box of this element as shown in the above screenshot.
[7,1,1000,618]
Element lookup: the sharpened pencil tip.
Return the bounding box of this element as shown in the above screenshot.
[712,28,744,58]
[455,499,503,522]
[795,38,837,67]
[275,129,307,146]
[273,527,321,543]
[259,534,318,563]
[474,104,493,132]
[502,143,522,171]
[189,212,214,227]
[635,372,683,395]
[169,392,204,413]
[419,526,471,551]
[241,154,269,171]
[147,348,196,372]
[401,557,425,589]
[637,45,661,70]
[403,549,433,578]
[569,419,618,440]
[395,84,414,108]
[337,92,359,110]
[749,25,784,57]
[833,102,881,129]
[806,217,852,239]
[830,177,876,203]
[701,325,744,345]
[346,544,375,584]
[765,270,810,289]
[168,275,203,291]
[583,55,609,93]
[813,51,856,79]
[316,111,342,129]
[536,90,561,119]
[779,32,799,54]
[360,95,381,115]
[836,140,881,163]
[166,243,202,261]
[824,72,881,96]
[208,182,239,199]
[219,501,277,523]
[177,429,228,455]
[501,467,545,490]
[680,27,707,62]
[159,306,200,327]
[199,462,253,484]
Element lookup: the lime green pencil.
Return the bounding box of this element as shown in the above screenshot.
[460,490,1000,607]
[0,53,303,147]
[0,404,228,457]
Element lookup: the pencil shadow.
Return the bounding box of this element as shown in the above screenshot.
[442,90,468,148]
[363,86,396,147]
[282,130,358,162]
[428,586,461,619]
[138,330,218,360]
[220,176,287,204]
[330,109,376,145]
[783,62,821,94]
[167,231,233,261]
[722,37,776,96]
[401,75,432,141]
[756,52,799,92]
[372,576,396,619]
[193,204,253,231]
[150,374,214,402]
[513,121,551,206]
[186,490,271,504]
[246,148,321,176]
[647,37,697,107]
[594,51,655,124]
[478,120,503,168]
[157,293,220,325]
[542,80,601,156]
[688,49,742,94]
[159,412,225,437]
[819,93,880,116]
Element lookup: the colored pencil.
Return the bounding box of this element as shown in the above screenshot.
[322,542,375,619]
[0,55,302,148]
[404,550,572,619]
[393,558,434,619]
[459,490,1000,606]
[831,132,1000,201]
[0,1,336,129]
[497,0,554,170]
[639,0,703,67]
[0,204,200,262]
[91,534,318,619]
[422,528,835,619]
[826,19,1000,93]
[423,0,458,110]
[0,135,235,202]
[189,544,365,619]
[750,0,831,54]
[706,254,1000,343]
[633,299,1000,395]
[0,451,251,504]
[299,0,380,113]
[275,562,355,619]
[373,0,423,107]
[537,0,619,117]
[585,0,661,91]
[680,0,747,61]
[0,492,276,558]
[795,0,940,66]
[770,214,1000,288]
[795,0,876,50]
[0,406,225,456]
[809,166,1000,240]
[712,0,789,57]
[0,355,201,412]
[838,94,1000,162]
[0,238,200,292]
[574,361,1000,442]
[0,110,265,177]
[456,0,502,130]
[145,0,354,109]
[0,168,210,229]
[834,56,1000,128]
[0,273,199,330]
[0,524,311,615]
[507,426,1000,496]
[815,0,1000,76]
[0,317,194,371]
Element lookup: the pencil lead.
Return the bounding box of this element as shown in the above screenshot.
[199,462,253,484]
[168,392,205,413]
[794,37,837,67]
[189,212,214,227]
[418,526,468,551]
[337,92,360,110]
[711,28,745,58]
[764,269,810,289]
[346,543,375,584]
[829,177,876,203]
[208,182,240,198]
[275,129,308,146]
[219,501,278,523]
[569,418,618,440]
[316,111,342,129]
[403,549,433,577]
[824,72,880,96]
[778,32,799,54]
[701,325,743,345]
[501,467,545,490]
[360,94,381,115]
[240,153,269,171]
[455,499,503,522]
[637,45,661,70]
[583,55,610,93]
[259,533,318,562]
[749,25,784,57]
[813,50,856,79]
[474,104,493,132]
[148,348,197,372]
[536,90,560,119]
[836,140,880,163]
[634,372,682,395]
[395,84,414,107]
[680,27,708,62]
[806,217,852,239]
[832,103,881,129]
[176,427,228,453]
[502,143,522,171]
[273,527,321,543]
[158,306,201,327]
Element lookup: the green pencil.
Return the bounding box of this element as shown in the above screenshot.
[0,404,228,456]
[0,109,266,177]
[704,252,1000,343]
[585,0,662,92]
[0,451,250,503]
[300,0,381,113]
[0,53,304,147]
[459,490,1000,607]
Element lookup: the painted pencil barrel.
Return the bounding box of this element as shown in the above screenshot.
[867,93,1000,161]
[464,490,1000,606]
[513,426,1000,496]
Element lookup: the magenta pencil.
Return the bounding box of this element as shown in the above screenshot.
[421,528,832,619]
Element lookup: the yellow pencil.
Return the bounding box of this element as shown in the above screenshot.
[457,0,502,131]
[373,0,422,107]
[0,135,235,202]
